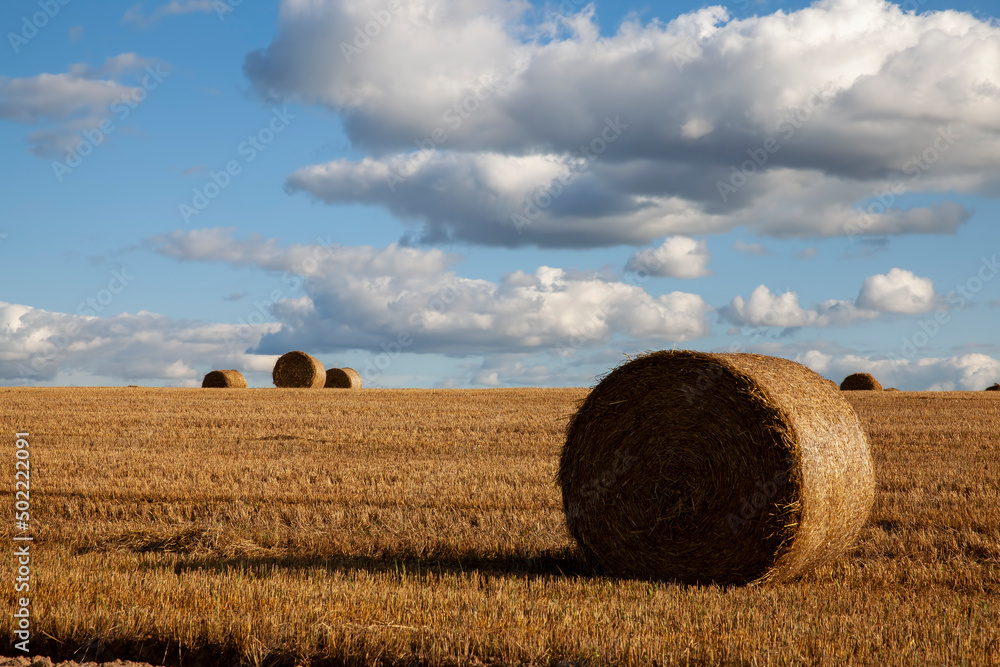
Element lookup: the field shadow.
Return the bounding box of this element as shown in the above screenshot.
[82,525,594,580]
[86,528,742,587]
[149,548,592,581]
[132,548,737,589]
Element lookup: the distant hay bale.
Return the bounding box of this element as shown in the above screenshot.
[272,351,325,388]
[559,350,875,585]
[325,367,362,389]
[202,369,247,388]
[840,373,882,391]
[986,383,1000,392]
[885,387,901,392]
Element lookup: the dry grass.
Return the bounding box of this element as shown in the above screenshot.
[1,387,999,666]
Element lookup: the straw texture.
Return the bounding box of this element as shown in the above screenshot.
[272,351,326,388]
[325,367,362,389]
[840,373,882,391]
[201,370,247,388]
[559,350,875,585]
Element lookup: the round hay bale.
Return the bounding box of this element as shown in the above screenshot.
[202,369,247,388]
[325,367,362,389]
[885,387,900,392]
[272,351,326,388]
[840,373,882,391]
[985,383,1000,392]
[559,350,874,585]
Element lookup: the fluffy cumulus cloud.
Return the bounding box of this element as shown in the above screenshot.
[721,285,872,328]
[246,0,1000,247]
[0,301,279,385]
[721,267,937,328]
[856,267,936,313]
[150,228,713,356]
[0,54,166,158]
[625,236,712,278]
[795,350,1000,391]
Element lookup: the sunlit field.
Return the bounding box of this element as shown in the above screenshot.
[2,387,999,666]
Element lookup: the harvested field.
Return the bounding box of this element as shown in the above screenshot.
[1,387,999,666]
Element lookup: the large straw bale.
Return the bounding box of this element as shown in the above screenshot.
[559,350,875,585]
[272,351,325,388]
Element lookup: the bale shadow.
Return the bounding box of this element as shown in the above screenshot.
[143,548,592,581]
[89,526,742,586]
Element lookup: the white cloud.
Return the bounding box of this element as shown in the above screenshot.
[122,1,217,26]
[149,228,713,355]
[721,267,937,328]
[0,73,130,124]
[0,301,279,384]
[625,236,712,278]
[733,240,769,256]
[722,285,872,328]
[0,54,164,158]
[795,351,1000,391]
[246,0,999,247]
[471,354,558,387]
[856,267,936,314]
[680,117,713,140]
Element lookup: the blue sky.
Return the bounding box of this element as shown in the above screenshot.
[1,0,999,389]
